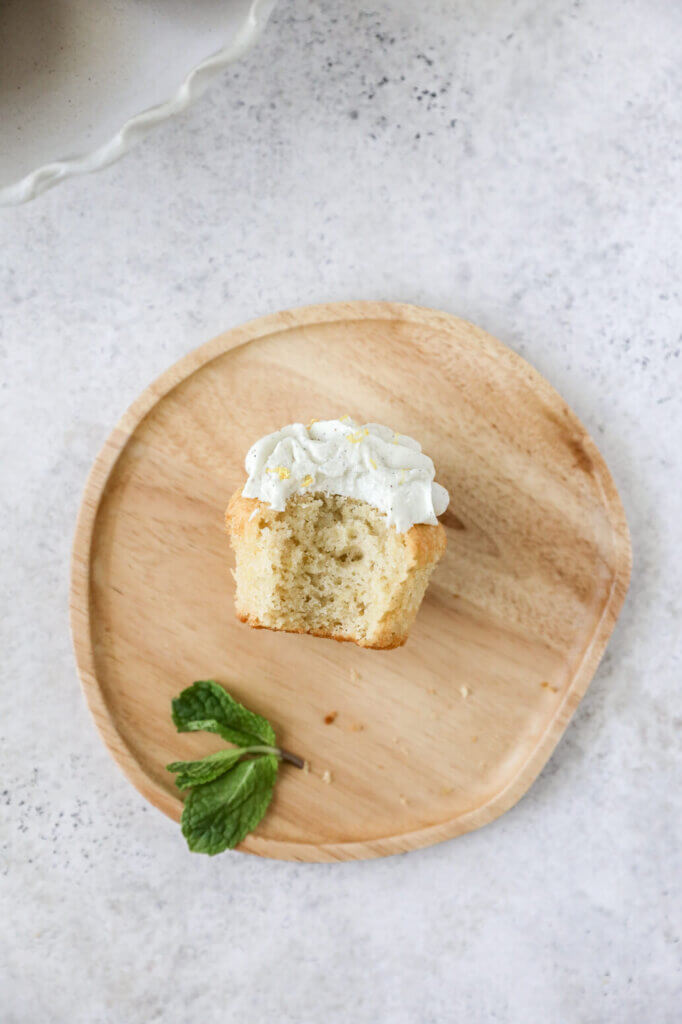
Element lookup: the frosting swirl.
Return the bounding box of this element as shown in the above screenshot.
[242,418,449,533]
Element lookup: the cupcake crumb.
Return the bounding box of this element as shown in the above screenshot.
[321,770,332,784]
[460,685,470,698]
[324,711,338,725]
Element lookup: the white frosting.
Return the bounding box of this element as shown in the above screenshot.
[242,418,450,533]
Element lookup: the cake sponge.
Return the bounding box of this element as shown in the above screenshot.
[225,490,446,649]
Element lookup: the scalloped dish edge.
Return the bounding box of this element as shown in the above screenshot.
[0,0,276,207]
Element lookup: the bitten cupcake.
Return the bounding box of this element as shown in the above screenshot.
[225,418,449,649]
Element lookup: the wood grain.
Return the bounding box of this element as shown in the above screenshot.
[69,302,631,861]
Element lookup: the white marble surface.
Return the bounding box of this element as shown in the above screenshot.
[1,1,681,1021]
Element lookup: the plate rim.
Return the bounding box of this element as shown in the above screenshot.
[69,300,632,861]
[0,0,277,206]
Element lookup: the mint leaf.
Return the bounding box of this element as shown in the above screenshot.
[169,681,304,855]
[167,748,246,790]
[181,755,278,855]
[171,680,276,747]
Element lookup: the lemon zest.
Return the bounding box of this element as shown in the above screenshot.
[266,466,290,481]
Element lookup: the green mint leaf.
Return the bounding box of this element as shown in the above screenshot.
[180,755,278,855]
[171,680,276,747]
[167,748,247,790]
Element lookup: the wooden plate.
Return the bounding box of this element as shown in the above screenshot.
[70,302,631,861]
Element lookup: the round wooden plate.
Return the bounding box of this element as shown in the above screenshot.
[70,302,631,861]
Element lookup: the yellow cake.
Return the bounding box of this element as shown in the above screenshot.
[224,418,449,649]
[226,491,446,649]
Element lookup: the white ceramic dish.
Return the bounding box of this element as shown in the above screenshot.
[0,0,276,206]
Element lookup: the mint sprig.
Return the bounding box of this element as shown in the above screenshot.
[168,680,303,855]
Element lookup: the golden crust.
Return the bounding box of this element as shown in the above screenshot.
[234,613,407,650]
[225,487,446,650]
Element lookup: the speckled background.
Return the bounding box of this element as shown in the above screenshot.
[1,1,681,1021]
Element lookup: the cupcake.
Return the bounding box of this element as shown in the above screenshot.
[225,418,449,649]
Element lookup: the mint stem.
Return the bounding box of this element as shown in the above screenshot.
[279,748,306,770]
[245,744,305,769]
